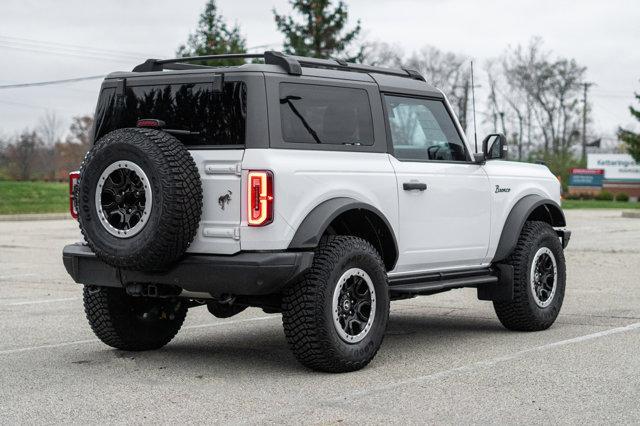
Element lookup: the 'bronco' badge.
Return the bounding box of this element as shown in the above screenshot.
[495,185,511,193]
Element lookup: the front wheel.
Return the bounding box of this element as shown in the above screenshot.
[83,285,187,351]
[493,221,566,331]
[282,236,390,373]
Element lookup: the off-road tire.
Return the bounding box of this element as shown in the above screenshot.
[77,128,202,271]
[493,221,566,331]
[282,236,390,373]
[83,285,187,351]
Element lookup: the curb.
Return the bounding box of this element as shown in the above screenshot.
[0,213,70,222]
[622,211,640,219]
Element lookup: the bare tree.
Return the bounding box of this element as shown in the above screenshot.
[6,130,43,181]
[364,43,471,131]
[37,111,63,181]
[362,41,404,67]
[54,115,94,180]
[406,47,470,130]
[0,133,8,177]
[502,38,586,157]
[484,38,587,163]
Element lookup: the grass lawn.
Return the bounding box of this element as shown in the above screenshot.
[562,199,640,209]
[0,180,68,215]
[1,180,639,215]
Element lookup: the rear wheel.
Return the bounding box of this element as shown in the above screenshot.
[83,285,187,351]
[493,221,566,331]
[282,236,390,373]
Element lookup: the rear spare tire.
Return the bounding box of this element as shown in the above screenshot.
[77,128,202,271]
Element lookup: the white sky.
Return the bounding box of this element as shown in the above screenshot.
[0,0,639,141]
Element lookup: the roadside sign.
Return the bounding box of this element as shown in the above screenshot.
[569,168,604,187]
[587,154,640,181]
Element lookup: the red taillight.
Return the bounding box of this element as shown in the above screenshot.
[69,171,80,220]
[247,170,274,226]
[136,119,165,128]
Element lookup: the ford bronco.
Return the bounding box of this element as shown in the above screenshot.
[63,51,570,373]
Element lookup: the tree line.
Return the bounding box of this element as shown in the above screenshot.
[0,114,92,181]
[2,0,638,181]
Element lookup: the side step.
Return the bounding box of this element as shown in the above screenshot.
[389,268,497,296]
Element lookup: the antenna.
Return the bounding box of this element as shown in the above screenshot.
[470,60,478,153]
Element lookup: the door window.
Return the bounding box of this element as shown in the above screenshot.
[279,83,374,145]
[384,95,468,162]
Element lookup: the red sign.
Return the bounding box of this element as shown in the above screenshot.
[570,168,604,175]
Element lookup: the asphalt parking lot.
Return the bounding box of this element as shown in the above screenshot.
[1,210,639,424]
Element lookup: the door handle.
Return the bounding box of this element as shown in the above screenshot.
[403,182,427,191]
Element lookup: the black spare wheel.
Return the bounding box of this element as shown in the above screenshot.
[77,128,202,271]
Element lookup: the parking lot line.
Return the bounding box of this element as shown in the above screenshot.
[1,297,81,306]
[0,314,279,356]
[0,273,37,280]
[332,321,640,402]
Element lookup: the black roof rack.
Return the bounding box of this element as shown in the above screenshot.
[131,51,425,82]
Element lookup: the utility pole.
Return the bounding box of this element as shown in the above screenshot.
[499,111,506,135]
[581,82,594,164]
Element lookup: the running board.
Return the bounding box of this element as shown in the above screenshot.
[389,268,498,296]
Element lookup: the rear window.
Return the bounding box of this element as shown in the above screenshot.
[93,81,246,147]
[279,83,374,145]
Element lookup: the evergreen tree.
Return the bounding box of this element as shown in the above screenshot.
[618,90,640,162]
[273,0,363,61]
[177,0,247,66]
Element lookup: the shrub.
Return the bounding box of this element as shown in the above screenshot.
[595,191,614,201]
[615,192,630,202]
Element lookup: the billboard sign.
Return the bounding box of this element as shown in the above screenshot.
[569,168,604,187]
[587,154,640,181]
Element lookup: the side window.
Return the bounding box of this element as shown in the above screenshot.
[279,83,374,145]
[384,95,468,162]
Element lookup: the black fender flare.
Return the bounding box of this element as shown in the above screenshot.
[493,194,566,263]
[288,197,399,268]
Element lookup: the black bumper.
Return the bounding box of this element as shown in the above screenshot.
[62,243,314,296]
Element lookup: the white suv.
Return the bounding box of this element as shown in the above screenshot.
[63,52,570,373]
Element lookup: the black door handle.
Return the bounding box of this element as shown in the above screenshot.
[403,182,427,191]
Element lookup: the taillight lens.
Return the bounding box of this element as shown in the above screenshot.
[69,171,80,220]
[247,170,274,226]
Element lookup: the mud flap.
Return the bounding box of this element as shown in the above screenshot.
[477,264,514,302]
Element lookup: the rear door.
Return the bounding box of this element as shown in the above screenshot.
[384,94,491,272]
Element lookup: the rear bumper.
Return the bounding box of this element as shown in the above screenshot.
[62,243,314,296]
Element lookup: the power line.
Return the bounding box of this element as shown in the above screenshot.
[0,35,165,58]
[0,44,139,64]
[0,75,105,90]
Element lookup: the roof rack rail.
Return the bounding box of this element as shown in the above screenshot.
[132,51,302,75]
[131,51,424,82]
[291,55,425,82]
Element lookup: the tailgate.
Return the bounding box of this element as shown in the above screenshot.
[187,149,244,255]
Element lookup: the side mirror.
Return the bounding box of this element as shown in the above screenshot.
[482,133,508,160]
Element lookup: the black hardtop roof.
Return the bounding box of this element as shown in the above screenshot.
[105,51,444,98]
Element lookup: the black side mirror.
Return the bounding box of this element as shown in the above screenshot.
[481,133,508,160]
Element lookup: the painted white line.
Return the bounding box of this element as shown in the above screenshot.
[0,339,100,356]
[0,273,37,280]
[2,297,81,306]
[0,314,280,356]
[332,321,640,402]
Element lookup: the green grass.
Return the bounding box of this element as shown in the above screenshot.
[0,181,68,215]
[562,199,640,209]
[1,180,638,215]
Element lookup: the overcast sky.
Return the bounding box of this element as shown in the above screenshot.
[0,0,639,141]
